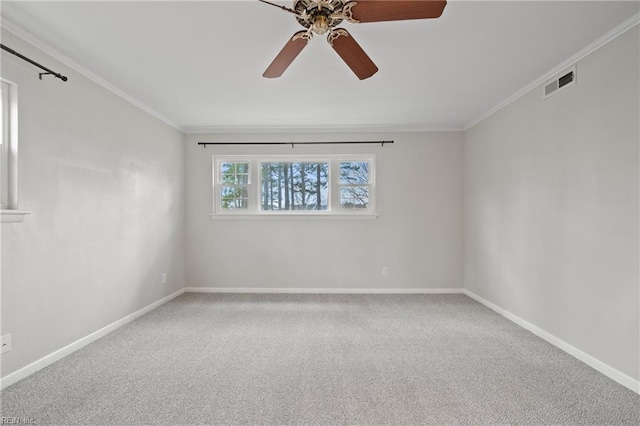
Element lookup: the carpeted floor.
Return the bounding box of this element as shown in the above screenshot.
[1,293,639,425]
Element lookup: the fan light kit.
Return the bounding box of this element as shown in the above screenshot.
[260,0,447,80]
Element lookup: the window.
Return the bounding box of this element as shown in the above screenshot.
[260,161,328,211]
[219,161,249,210]
[339,161,371,210]
[212,155,375,216]
[0,79,25,222]
[1,80,11,209]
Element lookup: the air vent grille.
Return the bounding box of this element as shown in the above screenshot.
[543,66,576,99]
[558,71,574,88]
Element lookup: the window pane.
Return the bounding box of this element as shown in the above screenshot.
[0,84,4,207]
[0,82,9,209]
[220,186,248,210]
[340,187,369,209]
[221,162,249,184]
[260,162,328,211]
[340,161,369,184]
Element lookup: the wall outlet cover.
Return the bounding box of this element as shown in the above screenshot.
[1,334,11,354]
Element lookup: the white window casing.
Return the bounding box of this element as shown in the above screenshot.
[211,154,376,218]
[0,78,28,223]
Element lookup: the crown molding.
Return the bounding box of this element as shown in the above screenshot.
[0,17,184,133]
[464,12,640,131]
[183,124,464,135]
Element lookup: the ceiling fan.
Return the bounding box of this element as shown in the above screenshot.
[260,0,447,80]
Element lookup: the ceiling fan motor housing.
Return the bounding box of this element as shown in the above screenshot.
[294,0,345,34]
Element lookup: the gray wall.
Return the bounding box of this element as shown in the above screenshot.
[0,30,186,377]
[464,27,639,381]
[185,132,464,290]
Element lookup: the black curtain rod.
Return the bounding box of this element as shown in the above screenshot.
[1,44,68,82]
[198,140,394,148]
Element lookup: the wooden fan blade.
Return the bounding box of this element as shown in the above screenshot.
[348,0,446,23]
[263,31,309,78]
[329,29,378,80]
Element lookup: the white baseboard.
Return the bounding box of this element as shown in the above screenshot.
[463,289,640,395]
[0,289,185,390]
[184,287,464,294]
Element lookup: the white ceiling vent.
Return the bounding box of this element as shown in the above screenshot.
[543,66,576,99]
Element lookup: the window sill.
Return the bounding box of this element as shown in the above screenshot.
[1,210,31,223]
[210,212,378,220]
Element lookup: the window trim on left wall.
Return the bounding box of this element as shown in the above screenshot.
[1,78,29,223]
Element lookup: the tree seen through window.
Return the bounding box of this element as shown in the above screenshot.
[261,162,328,211]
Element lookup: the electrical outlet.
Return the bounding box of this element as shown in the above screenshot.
[382,267,389,276]
[161,273,167,284]
[1,334,11,354]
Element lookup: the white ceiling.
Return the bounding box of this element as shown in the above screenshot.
[1,1,638,132]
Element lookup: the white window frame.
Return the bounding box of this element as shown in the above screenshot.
[211,154,376,218]
[336,158,375,212]
[0,78,27,223]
